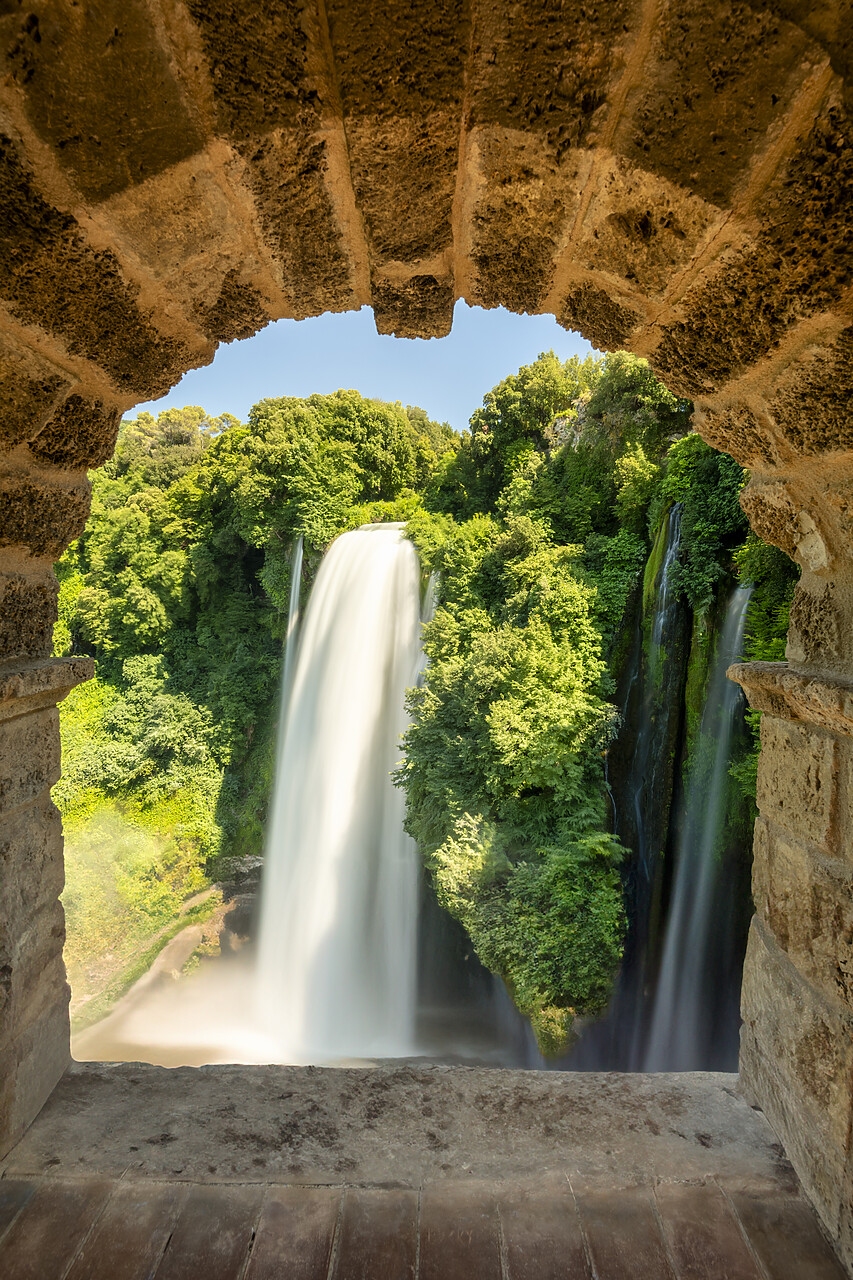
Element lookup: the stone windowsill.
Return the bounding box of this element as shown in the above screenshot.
[728,661,853,739]
[0,655,94,723]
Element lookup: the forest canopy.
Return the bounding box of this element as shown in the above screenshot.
[56,355,795,1047]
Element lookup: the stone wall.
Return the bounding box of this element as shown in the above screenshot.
[728,662,853,1266]
[0,0,851,1264]
[0,655,89,1157]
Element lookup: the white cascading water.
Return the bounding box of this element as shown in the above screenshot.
[643,583,753,1071]
[256,523,422,1062]
[282,534,303,697]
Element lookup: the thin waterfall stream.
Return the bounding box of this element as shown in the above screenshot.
[569,504,688,1069]
[644,584,752,1070]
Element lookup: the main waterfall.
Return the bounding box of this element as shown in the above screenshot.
[256,524,422,1062]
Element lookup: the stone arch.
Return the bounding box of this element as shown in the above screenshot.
[1,0,852,1264]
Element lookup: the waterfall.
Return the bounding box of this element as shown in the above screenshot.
[282,534,303,697]
[568,503,688,1070]
[644,584,753,1071]
[630,504,683,880]
[256,524,422,1062]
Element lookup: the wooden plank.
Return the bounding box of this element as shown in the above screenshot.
[730,1192,848,1280]
[574,1183,677,1280]
[655,1182,764,1280]
[154,1184,263,1280]
[419,1182,503,1280]
[0,1180,36,1244]
[244,1186,340,1280]
[65,1182,188,1280]
[499,1182,591,1280]
[0,1178,112,1280]
[333,1188,417,1280]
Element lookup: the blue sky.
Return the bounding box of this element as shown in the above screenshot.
[135,302,596,434]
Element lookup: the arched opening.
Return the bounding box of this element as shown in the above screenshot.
[1,2,852,1270]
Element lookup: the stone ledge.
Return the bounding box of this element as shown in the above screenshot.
[0,656,94,723]
[728,661,853,739]
[0,1063,796,1193]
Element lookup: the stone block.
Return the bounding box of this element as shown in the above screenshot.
[756,715,836,848]
[0,335,68,454]
[740,918,853,1236]
[0,568,58,661]
[3,1,203,202]
[0,998,70,1161]
[729,662,853,738]
[615,0,814,209]
[0,656,95,722]
[0,797,64,929]
[559,284,640,352]
[0,707,60,818]
[0,134,189,399]
[28,395,121,471]
[0,473,90,561]
[372,274,454,340]
[468,130,591,316]
[752,818,853,1009]
[0,919,67,1043]
[576,157,717,299]
[767,327,853,458]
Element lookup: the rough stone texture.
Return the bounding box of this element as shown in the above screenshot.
[0,3,850,1267]
[741,919,853,1242]
[558,283,640,351]
[372,274,454,340]
[729,662,853,740]
[0,707,60,820]
[2,1,204,201]
[0,568,58,660]
[0,1064,796,1190]
[0,337,68,454]
[756,716,836,850]
[752,817,853,1006]
[28,395,121,471]
[731,657,853,1271]
[0,658,90,1161]
[0,473,90,560]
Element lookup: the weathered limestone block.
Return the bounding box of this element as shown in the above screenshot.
[0,336,68,455]
[1,1,204,202]
[740,917,853,1240]
[0,658,89,1158]
[615,0,816,209]
[752,817,853,1007]
[0,899,66,1037]
[0,562,58,660]
[576,159,719,299]
[0,472,90,561]
[0,707,60,819]
[697,404,781,470]
[0,797,64,932]
[739,480,800,559]
[372,275,454,340]
[728,662,853,739]
[788,567,853,675]
[28,396,121,471]
[766,328,853,458]
[0,998,70,1162]
[756,715,837,849]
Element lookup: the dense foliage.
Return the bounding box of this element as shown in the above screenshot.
[57,350,793,1049]
[56,395,456,1007]
[398,350,796,1052]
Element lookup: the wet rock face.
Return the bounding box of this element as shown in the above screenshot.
[0,2,852,1268]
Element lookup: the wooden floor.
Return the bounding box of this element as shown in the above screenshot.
[0,1173,847,1279]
